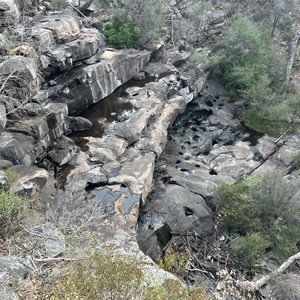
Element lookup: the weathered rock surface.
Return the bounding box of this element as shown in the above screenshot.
[0,160,13,170]
[9,165,50,198]
[0,282,19,300]
[30,223,66,257]
[0,103,68,165]
[0,56,40,109]
[0,170,8,190]
[0,132,35,165]
[48,135,80,166]
[87,136,128,163]
[167,50,191,67]
[68,116,92,132]
[271,274,300,300]
[141,185,213,235]
[37,12,81,43]
[137,78,300,265]
[63,63,208,233]
[0,104,7,132]
[32,12,105,74]
[0,256,32,284]
[53,48,151,115]
[0,0,23,26]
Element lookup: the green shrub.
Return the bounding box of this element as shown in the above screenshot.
[3,33,17,49]
[111,0,167,46]
[43,251,210,300]
[159,248,189,278]
[0,191,22,227]
[209,16,288,120]
[229,233,269,268]
[217,172,300,267]
[47,252,143,300]
[102,16,141,48]
[207,16,300,135]
[144,279,209,300]
[244,111,293,137]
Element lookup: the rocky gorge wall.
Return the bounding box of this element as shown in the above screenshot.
[0,4,211,297]
[1,2,299,299]
[0,10,150,166]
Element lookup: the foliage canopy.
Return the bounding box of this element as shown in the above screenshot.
[102,16,141,49]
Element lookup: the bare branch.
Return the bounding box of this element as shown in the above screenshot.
[285,34,300,85]
[240,251,300,291]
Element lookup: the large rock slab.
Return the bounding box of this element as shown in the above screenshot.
[35,12,81,43]
[0,256,32,284]
[139,184,214,235]
[0,103,68,165]
[0,56,40,104]
[87,136,128,163]
[9,165,50,198]
[48,135,80,166]
[0,132,35,165]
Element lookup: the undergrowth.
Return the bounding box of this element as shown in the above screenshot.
[42,251,209,300]
[217,171,300,268]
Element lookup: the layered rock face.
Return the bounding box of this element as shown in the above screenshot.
[0,11,150,166]
[63,63,206,231]
[0,103,68,165]
[53,48,151,115]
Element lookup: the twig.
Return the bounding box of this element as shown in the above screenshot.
[33,257,79,262]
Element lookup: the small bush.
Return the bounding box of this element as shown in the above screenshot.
[0,191,22,230]
[102,16,141,48]
[144,279,208,300]
[243,111,293,137]
[3,33,17,49]
[159,249,189,278]
[217,172,300,267]
[47,253,143,300]
[112,0,167,46]
[43,251,209,300]
[229,233,269,268]
[208,16,291,132]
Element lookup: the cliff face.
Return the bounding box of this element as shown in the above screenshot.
[53,48,150,115]
[0,3,210,297]
[0,9,150,165]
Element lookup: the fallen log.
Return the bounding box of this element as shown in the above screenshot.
[240,251,300,292]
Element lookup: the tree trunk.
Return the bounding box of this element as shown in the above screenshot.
[285,34,300,84]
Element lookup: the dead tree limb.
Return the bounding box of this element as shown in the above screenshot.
[285,34,300,85]
[240,251,300,292]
